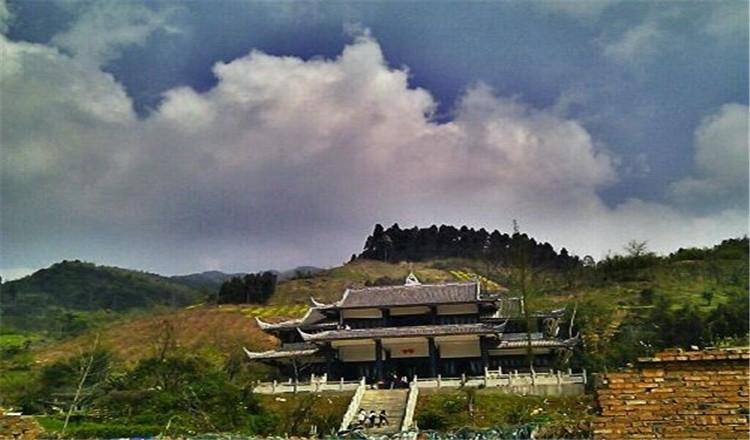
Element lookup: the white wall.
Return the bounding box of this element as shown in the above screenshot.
[338,345,379,362]
[437,304,477,315]
[440,340,481,358]
[342,308,382,319]
[390,306,430,316]
[387,341,429,358]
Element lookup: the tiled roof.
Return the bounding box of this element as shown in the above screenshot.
[494,333,579,349]
[256,308,334,331]
[299,322,506,342]
[243,344,320,360]
[334,281,488,309]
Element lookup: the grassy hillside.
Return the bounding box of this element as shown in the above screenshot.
[1,237,746,438]
[269,259,461,304]
[1,261,203,335]
[26,260,478,366]
[19,238,749,371]
[30,305,277,368]
[169,270,248,291]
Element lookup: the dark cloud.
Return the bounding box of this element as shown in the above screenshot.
[2,1,747,279]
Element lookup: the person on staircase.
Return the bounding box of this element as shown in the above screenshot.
[378,409,389,427]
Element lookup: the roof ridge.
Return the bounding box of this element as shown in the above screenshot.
[348,280,477,292]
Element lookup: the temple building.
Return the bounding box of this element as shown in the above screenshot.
[246,274,578,381]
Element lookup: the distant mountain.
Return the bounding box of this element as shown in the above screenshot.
[276,266,324,281]
[169,266,324,291]
[169,270,248,290]
[1,260,203,333]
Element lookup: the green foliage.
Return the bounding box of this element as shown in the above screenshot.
[49,418,163,439]
[570,236,749,371]
[359,224,579,270]
[2,260,202,335]
[16,348,113,414]
[450,270,503,291]
[29,351,279,438]
[416,390,595,436]
[257,392,352,436]
[218,271,277,304]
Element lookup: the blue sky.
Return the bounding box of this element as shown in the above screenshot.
[1,0,747,279]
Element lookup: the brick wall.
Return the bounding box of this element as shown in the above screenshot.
[594,347,749,439]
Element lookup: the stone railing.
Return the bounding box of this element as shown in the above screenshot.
[414,368,586,394]
[401,376,420,432]
[253,374,363,394]
[339,377,367,432]
[253,368,586,395]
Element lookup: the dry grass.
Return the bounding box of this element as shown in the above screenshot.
[271,259,458,305]
[31,260,479,367]
[33,305,278,367]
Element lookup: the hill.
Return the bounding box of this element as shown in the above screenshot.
[31,305,278,367]
[269,259,460,304]
[27,259,466,366]
[1,260,203,334]
[1,236,747,438]
[169,266,324,292]
[169,270,248,291]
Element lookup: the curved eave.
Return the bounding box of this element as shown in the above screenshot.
[309,296,332,308]
[532,307,567,318]
[255,316,302,331]
[243,346,319,360]
[299,322,506,343]
[298,327,315,342]
[494,334,580,350]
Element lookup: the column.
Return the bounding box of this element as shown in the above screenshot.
[325,347,336,380]
[480,336,489,372]
[375,339,383,381]
[428,337,438,377]
[381,308,390,327]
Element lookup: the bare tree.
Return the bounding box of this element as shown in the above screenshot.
[624,240,649,258]
[62,334,100,437]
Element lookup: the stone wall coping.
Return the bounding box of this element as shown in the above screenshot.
[637,347,749,364]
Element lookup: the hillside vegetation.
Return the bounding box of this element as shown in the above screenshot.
[1,260,203,336]
[0,232,746,438]
[270,259,459,304]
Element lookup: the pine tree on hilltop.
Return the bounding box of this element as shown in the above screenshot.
[358,223,580,269]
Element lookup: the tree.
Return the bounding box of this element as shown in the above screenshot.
[624,240,649,258]
[217,272,277,304]
[510,220,537,371]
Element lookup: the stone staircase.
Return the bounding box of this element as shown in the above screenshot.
[355,389,409,435]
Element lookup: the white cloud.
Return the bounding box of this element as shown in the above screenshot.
[601,20,665,64]
[1,32,746,275]
[535,0,619,20]
[670,103,749,210]
[703,1,748,41]
[0,0,12,34]
[50,1,178,66]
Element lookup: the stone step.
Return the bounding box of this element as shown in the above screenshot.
[353,389,409,435]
